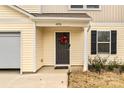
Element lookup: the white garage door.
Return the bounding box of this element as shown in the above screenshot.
[0,32,20,69]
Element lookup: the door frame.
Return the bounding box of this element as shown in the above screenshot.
[54,31,71,67]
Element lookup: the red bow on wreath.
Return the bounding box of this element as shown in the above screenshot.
[59,35,68,44]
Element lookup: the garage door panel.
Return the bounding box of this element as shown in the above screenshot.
[0,33,20,69]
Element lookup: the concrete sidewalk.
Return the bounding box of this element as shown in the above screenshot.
[0,67,68,88]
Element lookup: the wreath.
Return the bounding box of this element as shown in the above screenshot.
[59,35,68,44]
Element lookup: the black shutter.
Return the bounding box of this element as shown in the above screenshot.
[91,30,97,54]
[111,30,117,54]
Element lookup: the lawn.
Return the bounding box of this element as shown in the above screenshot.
[68,71,124,88]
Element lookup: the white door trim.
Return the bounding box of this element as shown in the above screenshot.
[54,31,71,67]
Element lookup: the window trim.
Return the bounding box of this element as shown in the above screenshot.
[97,31,111,54]
[68,5,101,11]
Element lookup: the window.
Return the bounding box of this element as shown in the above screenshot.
[86,5,100,9]
[97,31,110,54]
[69,5,100,10]
[70,5,83,8]
[91,30,117,55]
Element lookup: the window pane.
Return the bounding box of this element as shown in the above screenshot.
[98,31,110,42]
[98,43,109,53]
[87,5,99,8]
[71,5,83,8]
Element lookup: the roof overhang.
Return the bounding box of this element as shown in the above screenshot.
[34,19,91,27]
[8,5,34,18]
[32,13,91,27]
[32,17,91,21]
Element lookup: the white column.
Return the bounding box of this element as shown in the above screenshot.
[83,27,88,71]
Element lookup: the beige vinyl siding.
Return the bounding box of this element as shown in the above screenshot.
[0,5,35,72]
[36,28,43,70]
[0,6,28,18]
[37,26,124,66]
[16,5,124,22]
[38,27,84,66]
[18,5,41,13]
[0,24,35,72]
[42,28,54,65]
[88,25,124,61]
[42,5,67,13]
[41,5,124,22]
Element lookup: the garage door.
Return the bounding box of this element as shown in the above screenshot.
[0,32,20,69]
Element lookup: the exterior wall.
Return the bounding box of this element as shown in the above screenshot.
[18,5,41,13]
[41,5,124,22]
[36,25,124,67]
[0,6,29,19]
[36,27,44,70]
[16,5,124,22]
[0,5,35,72]
[88,24,124,61]
[4,5,124,68]
[37,27,84,66]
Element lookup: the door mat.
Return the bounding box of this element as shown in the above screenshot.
[55,66,68,69]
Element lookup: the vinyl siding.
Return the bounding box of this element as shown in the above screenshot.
[3,5,124,69]
[38,27,84,66]
[0,6,28,18]
[36,27,44,70]
[88,25,124,61]
[36,26,124,66]
[18,5,41,13]
[16,5,124,22]
[41,5,124,22]
[0,5,35,72]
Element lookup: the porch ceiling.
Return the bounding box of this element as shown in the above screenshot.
[32,13,91,27]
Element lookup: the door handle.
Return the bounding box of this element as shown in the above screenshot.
[68,44,71,48]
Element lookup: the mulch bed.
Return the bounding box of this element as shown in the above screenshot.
[68,71,124,88]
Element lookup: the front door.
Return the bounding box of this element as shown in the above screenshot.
[56,32,70,65]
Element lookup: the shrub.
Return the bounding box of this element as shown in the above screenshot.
[120,65,124,72]
[117,59,124,72]
[88,55,109,74]
[107,57,120,71]
[88,55,124,74]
